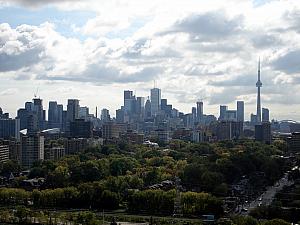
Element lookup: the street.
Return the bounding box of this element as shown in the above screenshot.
[238,173,294,215]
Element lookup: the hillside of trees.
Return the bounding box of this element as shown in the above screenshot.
[0,139,296,224]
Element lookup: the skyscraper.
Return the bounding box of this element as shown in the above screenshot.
[33,98,45,130]
[57,104,63,129]
[144,98,151,119]
[66,99,79,133]
[150,88,161,116]
[124,90,136,115]
[196,101,203,123]
[48,101,58,128]
[67,99,79,123]
[219,105,228,121]
[237,101,244,122]
[192,107,197,123]
[0,118,20,140]
[116,108,125,123]
[21,133,44,168]
[256,59,262,123]
[255,122,271,144]
[262,108,270,122]
[79,106,89,120]
[101,108,110,122]
[25,102,34,111]
[136,97,145,117]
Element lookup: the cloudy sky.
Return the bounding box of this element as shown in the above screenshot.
[0,0,300,120]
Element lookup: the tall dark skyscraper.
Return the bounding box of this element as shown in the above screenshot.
[219,105,227,121]
[196,101,203,123]
[33,98,45,130]
[237,101,244,122]
[48,101,58,128]
[48,101,63,129]
[66,99,79,133]
[57,104,63,129]
[256,59,262,123]
[67,99,79,123]
[262,108,270,122]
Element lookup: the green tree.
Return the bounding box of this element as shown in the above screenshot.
[262,219,290,225]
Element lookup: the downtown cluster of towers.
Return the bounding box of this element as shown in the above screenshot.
[0,60,272,167]
[0,60,270,138]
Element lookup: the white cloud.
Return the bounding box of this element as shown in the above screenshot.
[0,88,18,96]
[1,0,300,120]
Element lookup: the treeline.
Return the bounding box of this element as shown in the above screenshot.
[0,187,224,217]
[128,190,223,217]
[0,139,292,220]
[0,184,119,210]
[1,140,289,194]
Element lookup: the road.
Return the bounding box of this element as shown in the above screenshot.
[238,173,294,215]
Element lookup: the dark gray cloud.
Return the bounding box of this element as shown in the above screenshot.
[251,34,282,48]
[209,70,275,87]
[208,74,256,87]
[272,50,300,74]
[36,64,162,85]
[208,87,253,105]
[0,48,43,72]
[162,11,244,41]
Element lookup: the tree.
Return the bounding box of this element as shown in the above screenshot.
[14,206,31,224]
[0,160,20,175]
[232,216,258,225]
[75,211,100,225]
[46,165,70,187]
[262,219,290,225]
[28,167,45,178]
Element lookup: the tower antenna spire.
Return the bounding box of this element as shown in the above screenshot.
[256,57,262,123]
[258,57,261,81]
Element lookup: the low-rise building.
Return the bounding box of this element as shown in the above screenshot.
[0,144,9,163]
[287,132,300,152]
[64,138,88,154]
[45,147,65,160]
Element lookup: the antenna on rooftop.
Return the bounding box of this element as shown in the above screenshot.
[34,87,39,98]
[34,82,41,99]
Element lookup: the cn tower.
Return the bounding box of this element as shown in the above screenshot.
[256,58,262,123]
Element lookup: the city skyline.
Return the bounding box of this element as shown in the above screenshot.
[0,82,269,123]
[1,0,300,120]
